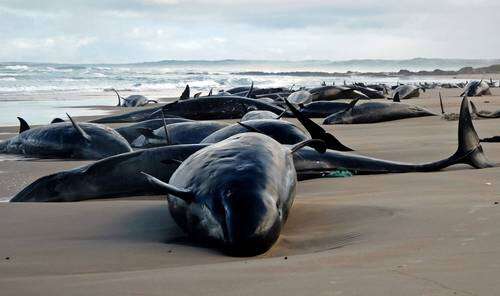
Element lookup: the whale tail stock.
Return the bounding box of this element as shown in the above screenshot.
[427,97,493,171]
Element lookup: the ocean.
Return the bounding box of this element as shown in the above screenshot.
[0,59,492,125]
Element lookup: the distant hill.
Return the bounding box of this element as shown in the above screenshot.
[136,58,500,72]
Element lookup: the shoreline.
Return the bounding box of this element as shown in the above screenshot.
[0,87,499,295]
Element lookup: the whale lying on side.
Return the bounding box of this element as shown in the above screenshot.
[470,101,500,118]
[113,89,158,107]
[115,118,193,143]
[323,100,436,124]
[132,121,229,148]
[0,115,132,160]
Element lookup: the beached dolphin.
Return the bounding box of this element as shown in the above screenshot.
[470,101,500,118]
[348,85,386,99]
[296,97,493,179]
[113,89,158,107]
[200,120,309,145]
[0,115,132,160]
[461,80,491,97]
[323,99,436,124]
[132,121,229,148]
[10,99,493,203]
[115,118,192,143]
[160,96,287,120]
[90,106,165,123]
[141,133,326,256]
[287,90,312,105]
[392,85,423,101]
[10,144,207,202]
[241,110,282,121]
[309,86,369,101]
[298,101,352,118]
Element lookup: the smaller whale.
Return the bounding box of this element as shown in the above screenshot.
[161,96,287,120]
[132,121,229,148]
[392,85,423,101]
[10,144,207,202]
[0,114,132,160]
[201,119,309,145]
[115,118,192,143]
[309,86,369,101]
[470,101,500,118]
[461,81,491,97]
[323,99,436,124]
[113,89,158,107]
[241,110,282,121]
[298,101,351,118]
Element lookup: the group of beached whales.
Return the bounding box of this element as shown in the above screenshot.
[2,81,499,256]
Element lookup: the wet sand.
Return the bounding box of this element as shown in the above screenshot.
[0,88,499,295]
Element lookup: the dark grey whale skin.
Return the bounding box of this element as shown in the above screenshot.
[323,101,436,124]
[132,121,229,148]
[151,133,298,256]
[0,122,132,160]
[160,96,287,120]
[10,144,207,202]
[11,97,493,203]
[201,119,309,145]
[115,118,192,143]
[298,101,351,118]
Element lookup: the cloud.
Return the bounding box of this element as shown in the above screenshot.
[0,0,498,62]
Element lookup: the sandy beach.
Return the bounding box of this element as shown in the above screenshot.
[0,87,499,295]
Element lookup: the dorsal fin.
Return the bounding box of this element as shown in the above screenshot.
[345,98,359,111]
[50,118,65,124]
[284,98,353,151]
[112,89,122,106]
[194,92,202,98]
[208,88,213,96]
[439,92,445,114]
[237,121,263,134]
[141,172,194,203]
[66,113,91,141]
[276,108,287,119]
[291,139,326,154]
[393,92,401,102]
[136,128,163,140]
[17,117,30,133]
[246,82,254,98]
[180,85,190,100]
[160,109,170,145]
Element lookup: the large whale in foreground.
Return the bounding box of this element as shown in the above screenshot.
[142,133,325,256]
[0,115,132,160]
[10,98,492,202]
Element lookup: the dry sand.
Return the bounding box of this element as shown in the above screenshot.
[0,88,499,295]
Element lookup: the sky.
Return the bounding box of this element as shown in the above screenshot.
[0,0,499,63]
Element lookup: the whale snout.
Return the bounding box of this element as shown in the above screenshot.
[218,190,281,256]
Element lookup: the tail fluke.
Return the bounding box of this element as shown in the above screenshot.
[445,97,492,169]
